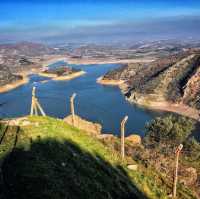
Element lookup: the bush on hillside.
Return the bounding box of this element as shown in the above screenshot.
[144,115,195,148]
[183,137,200,160]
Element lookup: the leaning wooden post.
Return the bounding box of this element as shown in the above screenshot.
[30,87,36,116]
[30,86,46,116]
[120,116,128,159]
[70,93,77,126]
[173,144,183,199]
[35,98,46,116]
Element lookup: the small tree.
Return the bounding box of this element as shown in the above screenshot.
[144,115,195,148]
[183,137,200,160]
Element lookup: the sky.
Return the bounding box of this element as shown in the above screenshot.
[0,0,200,43]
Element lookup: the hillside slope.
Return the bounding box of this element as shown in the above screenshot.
[0,116,197,199]
[0,42,56,57]
[100,50,200,119]
[0,64,23,87]
[0,116,169,199]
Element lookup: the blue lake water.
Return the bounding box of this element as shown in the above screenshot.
[0,62,199,138]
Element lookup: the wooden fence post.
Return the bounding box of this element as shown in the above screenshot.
[120,115,128,159]
[70,93,77,126]
[30,87,46,116]
[173,144,183,198]
[35,98,46,116]
[30,87,36,116]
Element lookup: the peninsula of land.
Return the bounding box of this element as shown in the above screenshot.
[99,50,200,121]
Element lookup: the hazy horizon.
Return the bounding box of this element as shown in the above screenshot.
[1,0,200,44]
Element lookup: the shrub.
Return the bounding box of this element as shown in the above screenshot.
[183,137,200,160]
[144,115,195,147]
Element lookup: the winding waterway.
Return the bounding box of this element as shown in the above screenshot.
[0,62,199,138]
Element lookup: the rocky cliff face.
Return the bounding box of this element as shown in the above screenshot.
[102,50,200,110]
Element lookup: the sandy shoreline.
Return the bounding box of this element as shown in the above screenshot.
[38,72,57,78]
[66,57,155,65]
[97,76,125,86]
[40,55,155,65]
[99,77,200,121]
[0,76,29,93]
[137,100,200,121]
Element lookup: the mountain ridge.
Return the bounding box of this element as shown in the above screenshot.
[100,50,200,119]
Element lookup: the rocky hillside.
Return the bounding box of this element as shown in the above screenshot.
[0,64,22,87]
[101,50,200,111]
[0,42,62,74]
[0,42,56,57]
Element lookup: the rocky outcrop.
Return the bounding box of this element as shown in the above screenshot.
[64,115,102,136]
[125,135,142,146]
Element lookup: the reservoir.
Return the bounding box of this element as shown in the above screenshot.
[0,62,198,138]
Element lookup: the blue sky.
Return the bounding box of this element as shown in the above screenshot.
[0,0,200,43]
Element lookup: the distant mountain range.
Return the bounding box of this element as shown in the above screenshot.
[0,42,56,57]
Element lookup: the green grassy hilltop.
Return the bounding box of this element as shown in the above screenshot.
[0,116,197,199]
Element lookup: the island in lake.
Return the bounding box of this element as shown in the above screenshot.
[39,66,86,81]
[0,42,86,92]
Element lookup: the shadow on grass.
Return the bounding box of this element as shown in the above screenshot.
[1,138,147,199]
[0,125,9,145]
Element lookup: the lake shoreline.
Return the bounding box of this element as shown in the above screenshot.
[98,78,200,121]
[38,55,155,66]
[133,99,200,121]
[0,75,29,94]
[66,57,155,65]
[97,76,125,86]
[0,56,152,93]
